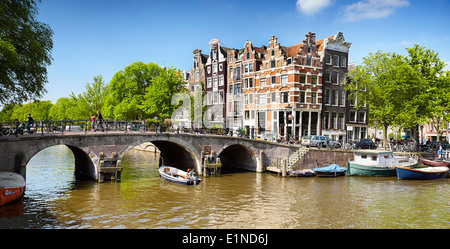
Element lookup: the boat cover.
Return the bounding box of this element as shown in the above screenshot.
[314,164,346,172]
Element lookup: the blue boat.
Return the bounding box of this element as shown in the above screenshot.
[395,166,449,180]
[313,164,346,177]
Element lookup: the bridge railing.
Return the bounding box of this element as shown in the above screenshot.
[1,119,295,145]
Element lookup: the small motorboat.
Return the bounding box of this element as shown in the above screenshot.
[395,166,449,180]
[420,158,450,167]
[159,166,201,185]
[289,169,315,177]
[0,171,26,206]
[313,164,346,177]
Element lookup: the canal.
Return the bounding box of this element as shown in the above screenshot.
[0,145,449,229]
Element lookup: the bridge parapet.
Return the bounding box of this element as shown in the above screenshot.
[0,127,300,182]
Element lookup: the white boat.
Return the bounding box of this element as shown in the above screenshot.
[347,150,418,176]
[159,166,201,185]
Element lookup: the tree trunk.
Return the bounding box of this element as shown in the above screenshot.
[383,123,388,151]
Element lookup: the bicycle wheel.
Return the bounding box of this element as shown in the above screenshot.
[1,128,11,136]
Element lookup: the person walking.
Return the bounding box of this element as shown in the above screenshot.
[90,113,96,131]
[26,114,34,134]
[95,110,104,132]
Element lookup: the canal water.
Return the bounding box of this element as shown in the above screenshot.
[0,145,449,229]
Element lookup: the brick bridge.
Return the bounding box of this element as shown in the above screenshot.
[0,131,300,182]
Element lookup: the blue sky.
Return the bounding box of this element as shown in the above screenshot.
[36,0,450,104]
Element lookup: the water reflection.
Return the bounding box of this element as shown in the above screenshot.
[0,145,449,229]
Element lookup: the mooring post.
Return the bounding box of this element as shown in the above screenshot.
[282,159,287,177]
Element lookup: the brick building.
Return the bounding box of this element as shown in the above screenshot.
[204,39,229,128]
[316,32,352,142]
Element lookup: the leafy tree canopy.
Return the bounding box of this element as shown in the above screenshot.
[0,0,54,104]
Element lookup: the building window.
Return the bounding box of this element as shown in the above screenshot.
[259,94,266,104]
[271,76,276,84]
[338,113,344,130]
[300,91,305,103]
[271,49,275,56]
[245,110,250,120]
[341,56,347,67]
[359,111,366,123]
[271,92,276,103]
[323,112,329,129]
[229,84,233,94]
[324,88,330,105]
[325,70,331,82]
[207,77,211,88]
[219,75,224,86]
[213,77,218,90]
[306,57,311,66]
[281,74,288,84]
[339,91,345,106]
[246,51,250,60]
[332,71,338,84]
[332,90,338,106]
[331,113,337,129]
[325,54,331,65]
[281,92,289,103]
[213,63,217,73]
[333,55,339,67]
[350,110,356,122]
[270,60,275,68]
[287,58,292,65]
[260,77,266,86]
[311,75,317,84]
[234,83,241,95]
[300,74,306,84]
[219,90,224,104]
[311,92,316,104]
[219,64,223,72]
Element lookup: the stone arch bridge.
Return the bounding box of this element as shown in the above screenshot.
[0,132,298,182]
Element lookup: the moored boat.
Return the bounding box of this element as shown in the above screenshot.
[420,158,450,167]
[159,166,201,185]
[0,171,26,206]
[289,169,315,177]
[346,150,418,176]
[395,166,449,180]
[313,164,346,177]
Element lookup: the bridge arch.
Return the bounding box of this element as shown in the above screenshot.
[216,141,260,172]
[20,143,97,181]
[119,136,201,173]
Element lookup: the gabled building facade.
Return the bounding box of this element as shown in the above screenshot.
[317,32,352,142]
[204,39,229,128]
[187,31,357,142]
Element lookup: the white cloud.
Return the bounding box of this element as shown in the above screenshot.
[296,0,332,16]
[343,0,410,22]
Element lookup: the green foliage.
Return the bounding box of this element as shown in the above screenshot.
[0,0,54,104]
[346,45,450,148]
[104,62,161,119]
[104,62,187,120]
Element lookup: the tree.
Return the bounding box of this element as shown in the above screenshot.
[141,67,188,119]
[345,51,419,150]
[405,45,450,144]
[80,75,109,116]
[104,62,161,119]
[0,0,54,104]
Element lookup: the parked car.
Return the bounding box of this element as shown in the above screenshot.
[302,135,341,148]
[353,139,377,149]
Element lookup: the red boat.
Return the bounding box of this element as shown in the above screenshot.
[0,172,25,206]
[420,158,450,167]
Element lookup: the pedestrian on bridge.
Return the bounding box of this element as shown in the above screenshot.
[90,113,96,131]
[95,110,104,132]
